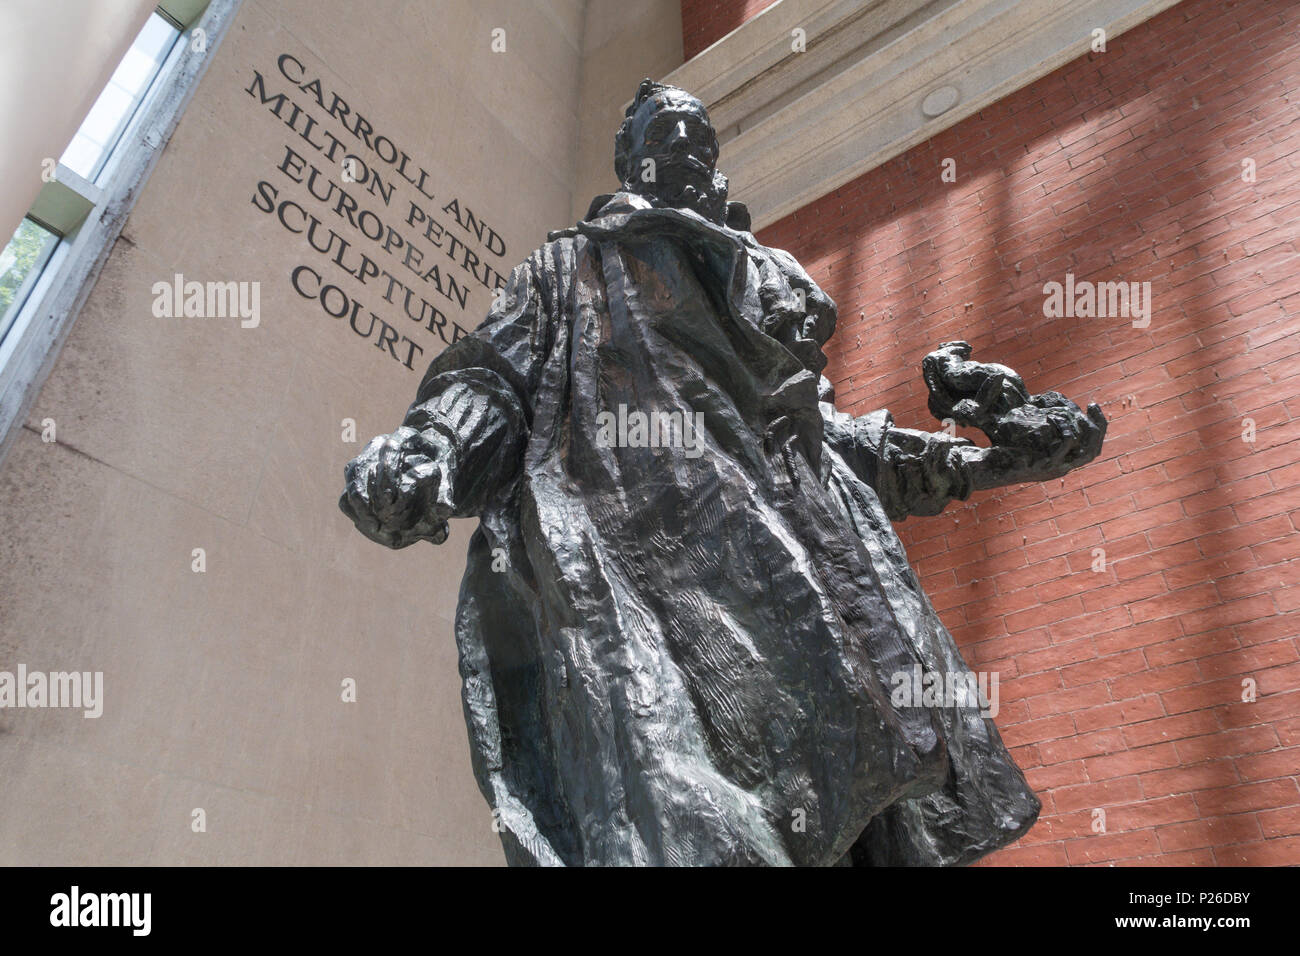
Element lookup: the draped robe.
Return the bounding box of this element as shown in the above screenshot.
[402,192,1039,866]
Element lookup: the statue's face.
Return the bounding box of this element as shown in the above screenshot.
[624,90,717,194]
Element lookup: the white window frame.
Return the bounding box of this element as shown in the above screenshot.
[0,0,242,465]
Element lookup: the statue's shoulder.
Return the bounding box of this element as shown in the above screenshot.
[545,192,752,242]
[724,201,752,232]
[724,206,802,274]
[737,227,820,290]
[545,192,647,242]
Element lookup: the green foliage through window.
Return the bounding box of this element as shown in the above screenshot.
[0,218,59,341]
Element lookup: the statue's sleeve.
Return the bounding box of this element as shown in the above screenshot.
[400,252,554,517]
[821,401,976,521]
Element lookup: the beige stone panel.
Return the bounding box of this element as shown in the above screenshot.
[0,433,115,666]
[123,5,432,273]
[245,347,474,615]
[173,207,447,421]
[537,0,586,50]
[0,427,495,857]
[432,82,576,243]
[21,238,295,526]
[0,427,313,778]
[582,0,681,54]
[0,736,501,866]
[455,0,583,181]
[572,0,684,221]
[0,737,169,866]
[120,4,314,269]
[123,2,468,280]
[215,199,466,404]
[433,131,566,249]
[120,0,562,377]
[469,0,585,105]
[233,0,576,247]
[151,776,502,865]
[280,596,489,837]
[251,0,481,119]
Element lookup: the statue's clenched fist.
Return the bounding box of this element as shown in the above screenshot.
[339,426,454,548]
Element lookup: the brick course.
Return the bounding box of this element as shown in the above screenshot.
[681,0,776,59]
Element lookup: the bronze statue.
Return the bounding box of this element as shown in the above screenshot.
[339,79,1106,866]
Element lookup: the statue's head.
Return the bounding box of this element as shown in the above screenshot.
[614,79,728,223]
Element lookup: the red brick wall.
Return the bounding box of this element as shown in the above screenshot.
[681,0,777,60]
[759,0,1300,865]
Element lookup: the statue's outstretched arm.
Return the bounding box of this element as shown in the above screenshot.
[339,260,545,549]
[823,341,1107,520]
[338,369,528,549]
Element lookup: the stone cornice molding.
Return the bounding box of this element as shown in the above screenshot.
[665,0,1185,230]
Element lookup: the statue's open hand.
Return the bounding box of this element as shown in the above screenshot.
[923,341,1108,489]
[339,426,453,548]
[1032,398,1108,478]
